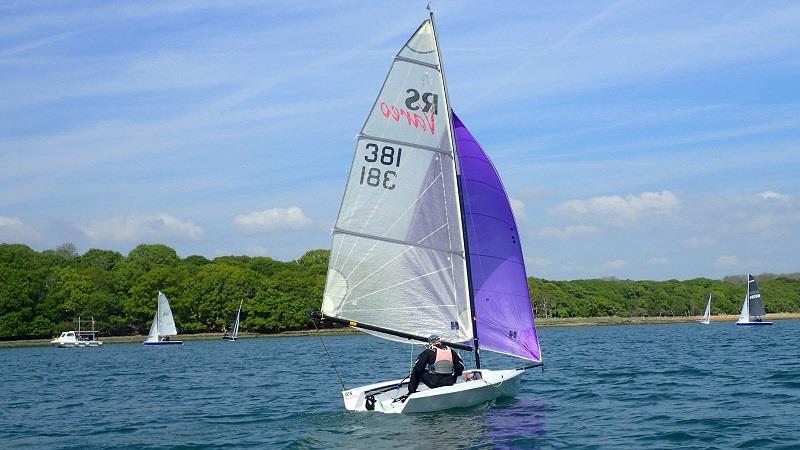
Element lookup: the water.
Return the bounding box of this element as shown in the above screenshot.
[2,321,799,449]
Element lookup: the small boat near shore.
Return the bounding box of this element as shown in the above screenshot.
[51,317,104,348]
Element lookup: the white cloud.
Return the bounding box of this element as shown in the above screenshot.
[684,236,717,248]
[554,191,680,226]
[0,216,41,242]
[533,225,599,239]
[756,191,790,202]
[80,213,203,243]
[509,198,527,221]
[604,259,627,269]
[234,206,312,232]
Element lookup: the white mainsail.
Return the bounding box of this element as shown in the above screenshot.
[156,291,178,336]
[322,20,472,344]
[232,300,243,338]
[700,294,711,324]
[146,292,177,341]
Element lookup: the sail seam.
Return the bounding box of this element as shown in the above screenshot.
[466,211,517,230]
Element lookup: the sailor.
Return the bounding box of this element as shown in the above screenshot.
[406,334,465,397]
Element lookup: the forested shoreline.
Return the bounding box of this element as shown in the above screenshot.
[1,243,799,340]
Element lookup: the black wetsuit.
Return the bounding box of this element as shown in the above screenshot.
[407,346,465,394]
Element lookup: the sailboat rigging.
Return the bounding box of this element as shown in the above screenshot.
[313,12,542,413]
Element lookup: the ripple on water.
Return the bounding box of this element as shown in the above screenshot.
[1,321,799,448]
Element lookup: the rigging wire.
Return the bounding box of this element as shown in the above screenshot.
[311,318,346,391]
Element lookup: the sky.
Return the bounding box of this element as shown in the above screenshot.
[1,0,799,281]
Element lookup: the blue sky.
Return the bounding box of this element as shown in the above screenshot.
[1,0,799,280]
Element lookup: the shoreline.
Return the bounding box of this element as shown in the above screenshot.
[4,313,799,348]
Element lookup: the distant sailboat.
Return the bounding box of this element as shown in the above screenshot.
[699,294,711,325]
[144,291,184,345]
[736,274,773,326]
[222,299,243,341]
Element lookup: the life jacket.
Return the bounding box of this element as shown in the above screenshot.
[430,346,454,375]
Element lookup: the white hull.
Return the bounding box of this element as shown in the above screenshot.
[342,369,524,414]
[51,340,104,348]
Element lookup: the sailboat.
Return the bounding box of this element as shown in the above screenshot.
[143,291,183,345]
[222,299,243,341]
[736,274,773,326]
[699,294,712,325]
[312,12,542,414]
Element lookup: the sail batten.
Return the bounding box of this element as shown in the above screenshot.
[358,134,449,154]
[332,229,464,256]
[394,56,439,70]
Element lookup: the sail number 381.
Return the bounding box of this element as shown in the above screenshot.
[359,143,402,190]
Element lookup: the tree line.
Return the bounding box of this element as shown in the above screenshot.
[1,242,799,340]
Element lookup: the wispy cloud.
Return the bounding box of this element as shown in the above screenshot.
[533,225,599,240]
[684,236,717,248]
[527,257,551,268]
[554,191,680,226]
[509,198,527,221]
[0,216,41,242]
[604,259,627,269]
[756,191,791,202]
[714,255,743,268]
[80,213,204,243]
[234,206,312,233]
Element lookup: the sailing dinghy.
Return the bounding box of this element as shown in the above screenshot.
[222,299,243,341]
[699,294,711,324]
[313,13,542,414]
[143,291,184,345]
[736,274,773,326]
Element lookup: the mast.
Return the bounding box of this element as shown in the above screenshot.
[429,12,481,369]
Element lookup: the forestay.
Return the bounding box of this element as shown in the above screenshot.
[321,20,472,344]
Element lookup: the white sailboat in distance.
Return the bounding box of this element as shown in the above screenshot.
[699,294,711,325]
[222,299,243,341]
[143,291,184,345]
[736,274,773,326]
[312,12,542,414]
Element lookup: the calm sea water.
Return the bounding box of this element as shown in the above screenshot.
[1,320,799,449]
